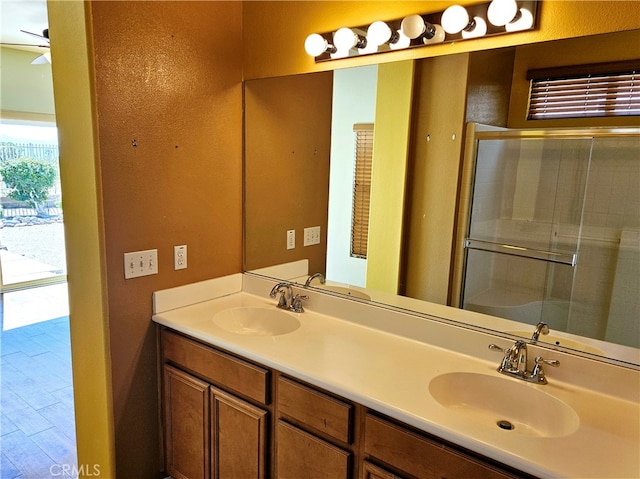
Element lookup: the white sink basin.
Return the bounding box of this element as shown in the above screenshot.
[318,285,371,300]
[507,331,605,355]
[212,307,300,336]
[429,372,579,438]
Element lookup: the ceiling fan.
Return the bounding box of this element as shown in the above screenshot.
[1,28,51,64]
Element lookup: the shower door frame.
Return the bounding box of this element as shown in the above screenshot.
[450,123,640,308]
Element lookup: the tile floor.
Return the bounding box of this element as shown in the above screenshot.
[0,284,77,478]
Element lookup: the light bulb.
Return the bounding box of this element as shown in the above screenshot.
[390,29,411,50]
[423,24,446,44]
[330,49,350,60]
[401,14,426,39]
[487,0,518,26]
[505,7,534,31]
[461,16,487,39]
[441,5,471,34]
[334,27,361,51]
[305,33,331,57]
[358,40,379,55]
[367,21,392,46]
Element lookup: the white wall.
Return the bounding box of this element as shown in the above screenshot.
[326,65,377,286]
[0,47,55,118]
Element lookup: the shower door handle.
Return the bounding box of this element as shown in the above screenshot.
[464,239,577,266]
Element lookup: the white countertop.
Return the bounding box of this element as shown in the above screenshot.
[153,274,640,479]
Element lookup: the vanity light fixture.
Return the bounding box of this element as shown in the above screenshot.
[304,0,538,62]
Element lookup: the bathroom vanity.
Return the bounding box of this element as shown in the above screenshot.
[153,273,640,479]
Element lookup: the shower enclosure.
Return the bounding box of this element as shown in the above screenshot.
[455,125,639,349]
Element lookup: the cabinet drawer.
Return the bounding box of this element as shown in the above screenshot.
[162,329,269,404]
[364,415,519,479]
[277,376,353,443]
[276,421,351,479]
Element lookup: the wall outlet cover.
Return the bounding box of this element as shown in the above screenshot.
[174,245,187,270]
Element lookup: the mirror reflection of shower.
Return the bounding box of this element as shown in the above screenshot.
[461,129,639,349]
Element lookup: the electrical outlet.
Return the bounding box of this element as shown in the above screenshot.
[174,245,187,270]
[287,230,295,250]
[124,249,158,279]
[304,226,321,246]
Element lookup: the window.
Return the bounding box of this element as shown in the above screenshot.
[351,123,374,259]
[527,61,640,120]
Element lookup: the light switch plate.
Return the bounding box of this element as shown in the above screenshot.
[124,249,158,279]
[304,226,321,246]
[287,230,295,250]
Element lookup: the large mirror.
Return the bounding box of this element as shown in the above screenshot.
[244,30,640,367]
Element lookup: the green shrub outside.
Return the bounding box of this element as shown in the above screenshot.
[0,157,57,215]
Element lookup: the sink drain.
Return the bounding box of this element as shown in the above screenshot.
[497,420,515,431]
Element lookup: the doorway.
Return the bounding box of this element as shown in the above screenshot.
[0,123,77,476]
[0,123,66,292]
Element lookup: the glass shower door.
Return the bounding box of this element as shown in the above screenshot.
[462,136,593,331]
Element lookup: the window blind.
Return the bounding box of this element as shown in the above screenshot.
[351,123,374,259]
[528,61,640,120]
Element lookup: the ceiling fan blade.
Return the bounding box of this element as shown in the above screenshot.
[31,52,52,64]
[20,29,50,43]
[1,42,49,48]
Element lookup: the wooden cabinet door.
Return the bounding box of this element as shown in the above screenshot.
[361,461,403,479]
[164,365,210,479]
[210,386,268,479]
[276,421,351,479]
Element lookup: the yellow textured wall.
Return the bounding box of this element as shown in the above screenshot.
[242,1,640,80]
[47,1,116,477]
[365,60,414,293]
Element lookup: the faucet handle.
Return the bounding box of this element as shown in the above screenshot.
[489,343,507,353]
[530,356,560,384]
[291,294,308,313]
[535,356,560,367]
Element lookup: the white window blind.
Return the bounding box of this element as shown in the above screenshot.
[528,61,640,120]
[351,123,374,259]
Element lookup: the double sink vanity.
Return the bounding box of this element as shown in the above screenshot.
[152,272,639,479]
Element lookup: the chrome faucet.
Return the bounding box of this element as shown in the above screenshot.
[489,340,560,384]
[269,282,308,313]
[304,272,326,287]
[490,340,528,375]
[531,321,550,342]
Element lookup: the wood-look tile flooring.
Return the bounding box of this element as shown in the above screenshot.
[1,289,77,478]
